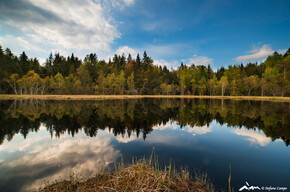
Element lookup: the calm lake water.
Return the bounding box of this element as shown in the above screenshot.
[0,99,289,192]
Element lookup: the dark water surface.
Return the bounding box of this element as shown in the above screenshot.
[0,99,289,192]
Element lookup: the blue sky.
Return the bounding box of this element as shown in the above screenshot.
[0,0,289,70]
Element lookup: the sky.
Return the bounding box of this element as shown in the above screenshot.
[0,0,289,70]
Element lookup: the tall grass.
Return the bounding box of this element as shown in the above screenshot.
[40,150,213,192]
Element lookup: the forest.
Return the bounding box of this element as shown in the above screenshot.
[0,45,289,96]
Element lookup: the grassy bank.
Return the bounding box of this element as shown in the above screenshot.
[40,158,212,192]
[0,94,290,102]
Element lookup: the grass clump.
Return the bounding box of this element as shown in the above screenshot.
[40,155,213,192]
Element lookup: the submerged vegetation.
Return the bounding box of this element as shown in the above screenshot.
[0,45,289,96]
[40,154,212,192]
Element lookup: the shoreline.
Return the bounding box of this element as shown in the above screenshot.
[0,94,289,102]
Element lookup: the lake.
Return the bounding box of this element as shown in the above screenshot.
[0,98,289,192]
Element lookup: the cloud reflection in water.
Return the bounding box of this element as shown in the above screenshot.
[0,126,120,192]
[232,128,278,147]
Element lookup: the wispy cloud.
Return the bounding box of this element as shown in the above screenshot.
[142,22,159,31]
[235,44,274,62]
[111,0,135,10]
[145,44,182,58]
[154,59,178,68]
[182,55,213,66]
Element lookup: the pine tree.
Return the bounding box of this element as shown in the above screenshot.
[127,53,132,63]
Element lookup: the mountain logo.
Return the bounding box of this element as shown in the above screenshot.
[239,182,261,191]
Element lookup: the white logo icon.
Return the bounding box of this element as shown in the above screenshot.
[239,182,261,191]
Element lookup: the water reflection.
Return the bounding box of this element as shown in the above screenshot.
[0,99,289,191]
[232,128,273,146]
[0,128,120,192]
[0,99,289,146]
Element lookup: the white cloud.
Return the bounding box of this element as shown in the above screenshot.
[148,121,212,146]
[182,55,213,66]
[185,125,212,136]
[38,58,46,65]
[115,132,139,143]
[235,44,274,62]
[154,59,178,68]
[0,35,46,55]
[29,0,118,51]
[232,129,273,146]
[153,121,179,130]
[277,48,287,54]
[110,45,179,68]
[0,0,135,59]
[153,121,212,136]
[0,128,120,191]
[116,46,139,58]
[112,45,212,69]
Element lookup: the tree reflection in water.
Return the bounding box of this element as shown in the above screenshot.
[0,98,289,146]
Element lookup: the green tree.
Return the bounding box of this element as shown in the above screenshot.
[180,67,193,95]
[208,75,218,95]
[262,67,282,96]
[142,51,153,66]
[54,73,65,94]
[19,51,30,75]
[45,53,54,76]
[219,76,229,96]
[84,53,98,80]
[116,70,126,94]
[198,78,207,95]
[127,53,133,63]
[97,72,106,94]
[77,65,92,90]
[243,75,260,96]
[127,72,135,94]
[40,76,49,95]
[25,70,41,94]
[6,73,19,94]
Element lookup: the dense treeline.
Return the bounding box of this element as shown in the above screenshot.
[0,99,289,146]
[0,45,289,96]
